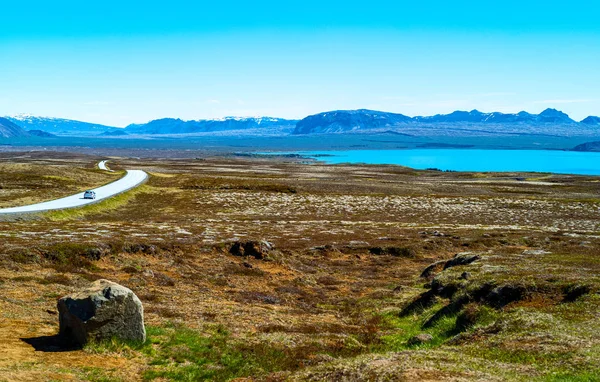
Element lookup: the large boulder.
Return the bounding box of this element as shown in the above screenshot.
[57,279,145,346]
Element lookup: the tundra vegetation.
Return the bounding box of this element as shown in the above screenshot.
[0,151,598,381]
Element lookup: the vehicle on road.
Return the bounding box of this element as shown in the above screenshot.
[83,190,97,199]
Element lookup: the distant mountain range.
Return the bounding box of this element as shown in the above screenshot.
[2,108,600,139]
[3,115,298,137]
[125,117,297,135]
[6,114,117,136]
[293,108,599,135]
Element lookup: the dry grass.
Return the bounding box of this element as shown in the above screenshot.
[0,153,599,381]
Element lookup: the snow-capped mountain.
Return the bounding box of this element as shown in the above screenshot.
[293,108,596,136]
[6,115,119,136]
[125,117,298,135]
[3,109,599,138]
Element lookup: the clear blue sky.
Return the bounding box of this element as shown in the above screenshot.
[1,0,599,126]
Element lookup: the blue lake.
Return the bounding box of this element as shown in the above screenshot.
[285,149,600,176]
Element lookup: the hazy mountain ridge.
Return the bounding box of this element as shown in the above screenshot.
[581,116,600,125]
[7,115,117,136]
[4,109,600,139]
[99,130,129,136]
[27,130,57,138]
[125,117,298,135]
[0,117,30,138]
[573,141,600,152]
[292,108,599,136]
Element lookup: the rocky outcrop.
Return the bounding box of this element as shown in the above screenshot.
[420,253,480,279]
[229,240,273,260]
[58,279,145,346]
[443,253,481,270]
[368,246,417,257]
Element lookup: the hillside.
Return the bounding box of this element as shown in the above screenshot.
[0,117,30,138]
[573,141,600,152]
[27,130,56,138]
[581,116,600,125]
[99,129,129,136]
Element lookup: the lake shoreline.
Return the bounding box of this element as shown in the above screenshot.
[257,149,600,176]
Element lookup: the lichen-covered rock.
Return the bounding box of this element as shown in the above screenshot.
[57,279,145,346]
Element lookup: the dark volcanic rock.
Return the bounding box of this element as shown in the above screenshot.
[484,285,526,308]
[400,289,438,316]
[444,253,481,270]
[230,240,273,260]
[563,284,591,302]
[420,260,446,278]
[369,246,416,257]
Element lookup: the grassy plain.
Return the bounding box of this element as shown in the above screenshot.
[0,152,598,381]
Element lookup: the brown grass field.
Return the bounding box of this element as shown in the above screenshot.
[0,151,598,381]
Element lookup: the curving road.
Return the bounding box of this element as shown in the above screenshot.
[98,160,113,172]
[0,163,147,214]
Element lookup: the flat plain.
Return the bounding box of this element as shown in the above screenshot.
[0,151,598,381]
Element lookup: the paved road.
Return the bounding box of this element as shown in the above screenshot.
[98,160,113,172]
[0,165,148,214]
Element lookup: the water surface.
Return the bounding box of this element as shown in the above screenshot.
[288,149,600,175]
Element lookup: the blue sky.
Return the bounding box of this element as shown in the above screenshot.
[1,1,599,126]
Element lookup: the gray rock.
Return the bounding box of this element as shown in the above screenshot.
[58,279,145,346]
[522,249,551,256]
[407,333,433,345]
